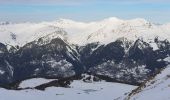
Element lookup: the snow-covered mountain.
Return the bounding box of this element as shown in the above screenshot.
[0,17,170,89]
[126,57,170,100]
[0,22,68,46]
[0,17,170,46]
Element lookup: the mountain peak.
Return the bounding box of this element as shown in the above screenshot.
[57,18,75,23]
[103,17,123,22]
[130,18,148,22]
[128,18,150,25]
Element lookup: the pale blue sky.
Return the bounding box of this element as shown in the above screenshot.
[0,0,170,23]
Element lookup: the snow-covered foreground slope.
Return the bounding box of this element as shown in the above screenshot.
[0,79,136,100]
[126,63,170,100]
[0,17,170,46]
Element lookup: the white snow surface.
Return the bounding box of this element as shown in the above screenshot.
[0,80,136,100]
[19,78,56,88]
[0,17,170,46]
[164,57,170,63]
[0,50,3,53]
[0,70,5,75]
[128,64,170,100]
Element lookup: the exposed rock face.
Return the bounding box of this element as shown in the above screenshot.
[0,37,170,86]
[0,43,14,84]
[79,38,169,84]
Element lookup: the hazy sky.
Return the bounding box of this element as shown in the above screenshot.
[0,0,170,23]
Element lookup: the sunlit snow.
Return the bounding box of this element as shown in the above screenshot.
[0,80,136,100]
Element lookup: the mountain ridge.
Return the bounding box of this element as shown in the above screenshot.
[0,17,170,47]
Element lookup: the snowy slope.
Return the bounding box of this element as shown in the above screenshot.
[126,57,170,100]
[19,78,57,88]
[0,17,170,46]
[0,79,136,100]
[0,22,67,46]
